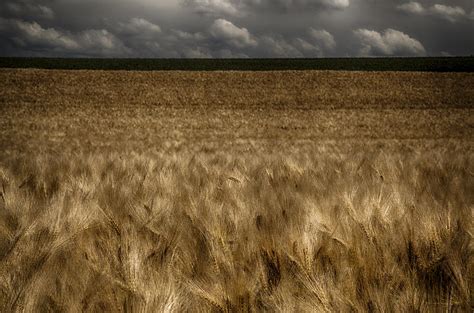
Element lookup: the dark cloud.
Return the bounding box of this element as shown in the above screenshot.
[1,1,54,20]
[0,0,472,57]
[241,0,350,11]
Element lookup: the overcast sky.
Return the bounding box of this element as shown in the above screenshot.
[0,0,473,58]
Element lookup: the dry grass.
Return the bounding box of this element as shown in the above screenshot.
[0,69,473,312]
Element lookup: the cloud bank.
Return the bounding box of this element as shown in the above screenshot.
[0,0,472,57]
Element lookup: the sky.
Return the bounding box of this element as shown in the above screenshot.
[0,0,473,58]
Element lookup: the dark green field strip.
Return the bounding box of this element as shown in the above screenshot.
[1,57,473,72]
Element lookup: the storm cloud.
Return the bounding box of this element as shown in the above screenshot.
[0,0,472,57]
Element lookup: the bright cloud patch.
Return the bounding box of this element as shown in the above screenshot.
[182,0,240,16]
[14,19,78,49]
[210,19,257,48]
[119,18,161,35]
[397,2,468,22]
[116,18,162,43]
[397,2,425,15]
[430,4,466,22]
[354,28,426,56]
[258,32,336,58]
[183,0,349,16]
[1,18,128,56]
[308,28,336,50]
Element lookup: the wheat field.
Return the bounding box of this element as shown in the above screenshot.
[0,69,473,312]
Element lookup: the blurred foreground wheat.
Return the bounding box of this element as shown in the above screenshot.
[0,147,472,312]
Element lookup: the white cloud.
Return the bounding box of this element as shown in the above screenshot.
[258,35,302,57]
[430,4,466,22]
[397,2,425,15]
[182,0,240,16]
[397,2,468,23]
[77,29,124,52]
[183,0,349,16]
[308,28,336,50]
[319,0,349,9]
[115,18,162,45]
[210,19,257,48]
[99,18,164,56]
[14,19,79,49]
[354,28,426,56]
[118,18,161,35]
[256,32,337,58]
[2,18,129,56]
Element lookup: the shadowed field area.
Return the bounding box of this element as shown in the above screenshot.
[0,69,473,312]
[1,57,474,72]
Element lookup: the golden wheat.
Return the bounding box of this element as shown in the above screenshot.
[0,69,473,312]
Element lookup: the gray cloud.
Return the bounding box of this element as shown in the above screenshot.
[210,19,257,48]
[397,2,425,15]
[354,28,426,56]
[0,17,129,57]
[252,28,335,58]
[430,4,467,22]
[117,18,161,37]
[397,2,470,23]
[0,0,472,57]
[241,0,350,11]
[1,1,54,20]
[258,35,304,57]
[181,0,241,16]
[308,28,336,50]
[182,0,350,16]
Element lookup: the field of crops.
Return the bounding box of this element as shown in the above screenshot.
[0,68,473,312]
